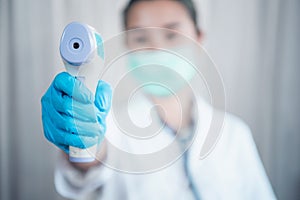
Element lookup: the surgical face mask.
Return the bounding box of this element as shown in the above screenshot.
[127,45,197,97]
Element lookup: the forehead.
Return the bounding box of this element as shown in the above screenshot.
[126,0,190,29]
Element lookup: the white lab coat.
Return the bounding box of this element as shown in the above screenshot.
[55,94,276,200]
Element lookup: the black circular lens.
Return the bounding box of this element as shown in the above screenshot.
[73,42,80,49]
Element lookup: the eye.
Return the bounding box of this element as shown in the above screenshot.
[165,32,177,40]
[134,36,148,44]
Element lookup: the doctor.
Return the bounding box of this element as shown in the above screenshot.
[41,0,276,199]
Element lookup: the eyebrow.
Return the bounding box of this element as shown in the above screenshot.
[163,22,180,29]
[127,22,180,30]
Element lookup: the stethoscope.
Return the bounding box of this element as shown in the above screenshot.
[164,119,202,200]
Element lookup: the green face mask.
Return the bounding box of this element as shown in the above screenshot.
[127,46,197,97]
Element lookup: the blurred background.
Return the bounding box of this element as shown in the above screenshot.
[0,0,299,199]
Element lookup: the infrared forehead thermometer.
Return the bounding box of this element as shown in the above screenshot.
[60,22,104,162]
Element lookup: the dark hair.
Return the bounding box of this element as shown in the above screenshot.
[123,0,200,33]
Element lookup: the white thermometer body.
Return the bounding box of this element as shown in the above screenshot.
[60,22,104,162]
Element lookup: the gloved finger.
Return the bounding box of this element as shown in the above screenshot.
[96,112,106,125]
[63,132,98,149]
[70,117,106,137]
[46,100,103,138]
[42,83,105,138]
[58,114,105,138]
[57,143,69,154]
[95,80,112,116]
[51,87,98,122]
[53,72,94,104]
[42,108,99,149]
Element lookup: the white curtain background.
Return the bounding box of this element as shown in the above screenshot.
[0,0,299,200]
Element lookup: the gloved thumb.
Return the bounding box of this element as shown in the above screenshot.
[95,80,112,115]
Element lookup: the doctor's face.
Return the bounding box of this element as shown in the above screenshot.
[125,0,202,49]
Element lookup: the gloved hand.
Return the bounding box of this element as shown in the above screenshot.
[41,72,112,154]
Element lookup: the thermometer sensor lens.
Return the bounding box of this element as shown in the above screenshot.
[73,42,80,49]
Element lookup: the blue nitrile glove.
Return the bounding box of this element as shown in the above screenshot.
[41,72,112,154]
